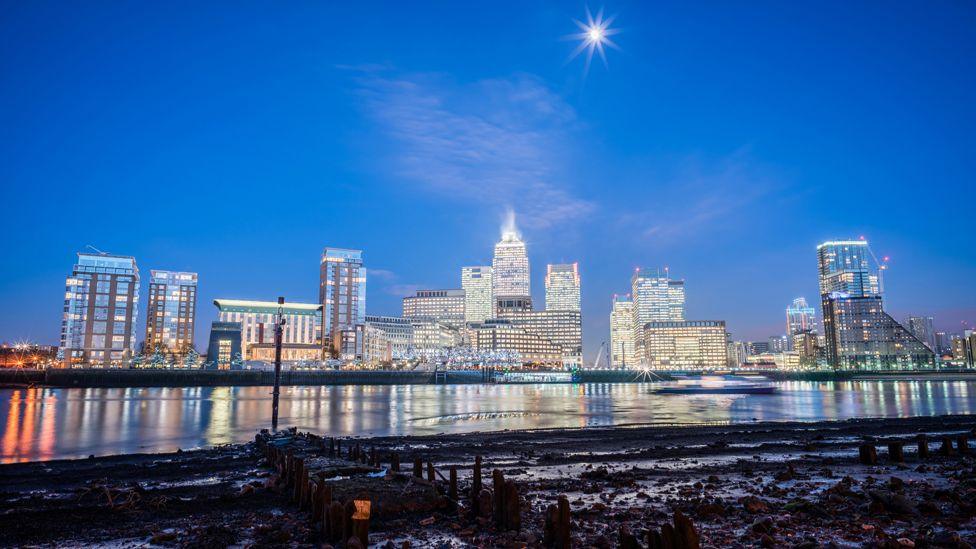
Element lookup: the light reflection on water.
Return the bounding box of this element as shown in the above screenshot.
[1,381,974,463]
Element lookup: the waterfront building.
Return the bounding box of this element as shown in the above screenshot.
[769,335,790,354]
[402,289,466,329]
[817,240,935,370]
[610,295,637,368]
[468,320,563,366]
[747,341,770,356]
[59,252,140,367]
[728,340,749,368]
[952,331,975,367]
[319,248,366,358]
[641,320,728,371]
[786,297,816,348]
[935,331,952,356]
[364,315,414,357]
[145,271,198,356]
[213,299,322,360]
[792,330,820,367]
[410,318,461,351]
[496,308,583,368]
[492,228,530,300]
[461,266,494,323]
[545,263,581,312]
[631,268,684,362]
[906,316,936,351]
[205,321,242,370]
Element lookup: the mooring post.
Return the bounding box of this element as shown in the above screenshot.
[917,434,929,459]
[271,296,285,432]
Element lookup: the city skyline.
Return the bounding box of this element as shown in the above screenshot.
[2,2,975,363]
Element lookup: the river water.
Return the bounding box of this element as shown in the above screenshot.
[2,380,975,463]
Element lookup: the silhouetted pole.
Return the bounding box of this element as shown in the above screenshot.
[271,296,286,431]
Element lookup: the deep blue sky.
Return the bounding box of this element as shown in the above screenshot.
[2,1,975,361]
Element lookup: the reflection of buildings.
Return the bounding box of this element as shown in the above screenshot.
[60,252,140,367]
[609,295,637,368]
[642,320,728,370]
[213,299,322,361]
[320,248,365,358]
[817,240,935,370]
[145,271,198,355]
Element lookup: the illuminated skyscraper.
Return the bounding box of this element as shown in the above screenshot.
[786,297,816,337]
[610,295,637,368]
[631,268,684,362]
[319,247,365,358]
[145,270,198,356]
[545,263,581,312]
[492,223,530,302]
[59,252,140,367]
[817,239,934,369]
[461,266,494,323]
[906,316,936,351]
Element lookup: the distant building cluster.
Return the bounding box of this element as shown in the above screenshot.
[28,233,971,372]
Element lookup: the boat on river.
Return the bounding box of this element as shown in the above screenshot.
[652,374,777,395]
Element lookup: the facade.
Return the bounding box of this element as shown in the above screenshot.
[935,331,952,356]
[792,330,820,366]
[951,331,975,367]
[786,297,816,347]
[364,315,414,357]
[402,289,466,329]
[213,299,322,359]
[609,295,637,368]
[461,266,494,323]
[145,271,198,356]
[496,309,583,367]
[817,240,935,369]
[544,263,581,312]
[728,340,749,368]
[496,296,533,314]
[631,268,685,362]
[492,230,530,300]
[747,341,770,356]
[642,320,728,371]
[410,318,461,351]
[468,320,563,365]
[319,248,366,358]
[60,252,140,367]
[205,321,242,370]
[769,335,790,354]
[906,316,936,351]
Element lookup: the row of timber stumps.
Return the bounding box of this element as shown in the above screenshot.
[256,429,702,548]
[857,430,974,465]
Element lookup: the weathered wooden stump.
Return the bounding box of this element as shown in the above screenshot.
[427,462,435,483]
[327,501,344,543]
[858,443,878,465]
[619,525,640,549]
[448,466,458,506]
[470,455,483,515]
[503,479,521,531]
[956,435,970,455]
[413,457,422,478]
[916,434,929,459]
[492,469,505,527]
[391,452,400,472]
[940,436,954,456]
[887,441,904,462]
[647,511,700,549]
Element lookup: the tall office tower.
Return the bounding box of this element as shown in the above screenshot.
[631,268,685,362]
[145,271,198,355]
[214,299,323,361]
[934,331,951,356]
[59,252,140,367]
[906,316,936,351]
[319,248,366,358]
[492,225,530,302]
[545,263,581,312]
[786,297,816,343]
[610,295,637,368]
[817,240,935,369]
[642,320,729,370]
[461,266,494,323]
[402,289,466,329]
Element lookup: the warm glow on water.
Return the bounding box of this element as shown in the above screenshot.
[1,381,974,463]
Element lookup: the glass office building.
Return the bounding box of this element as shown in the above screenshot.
[492,230,530,300]
[545,263,581,312]
[319,248,366,358]
[461,266,494,323]
[642,320,728,371]
[59,252,140,367]
[402,289,466,329]
[610,295,637,368]
[145,270,198,355]
[631,268,685,363]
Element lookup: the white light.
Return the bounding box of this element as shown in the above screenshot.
[567,7,621,74]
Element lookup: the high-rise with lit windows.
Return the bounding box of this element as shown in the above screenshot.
[610,295,637,368]
[631,268,684,363]
[402,289,466,329]
[786,297,816,338]
[319,247,366,358]
[461,266,494,323]
[492,227,530,303]
[145,271,198,355]
[59,252,140,367]
[545,263,581,312]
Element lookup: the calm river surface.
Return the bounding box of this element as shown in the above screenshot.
[2,380,975,463]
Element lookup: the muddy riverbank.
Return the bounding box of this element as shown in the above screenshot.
[1,415,975,547]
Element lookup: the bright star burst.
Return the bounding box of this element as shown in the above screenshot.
[567,7,620,74]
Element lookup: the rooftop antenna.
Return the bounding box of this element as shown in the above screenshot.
[85,244,107,255]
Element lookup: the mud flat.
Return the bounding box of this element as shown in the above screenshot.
[1,415,975,547]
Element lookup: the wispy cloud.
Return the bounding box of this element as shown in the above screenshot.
[351,69,595,229]
[368,267,422,297]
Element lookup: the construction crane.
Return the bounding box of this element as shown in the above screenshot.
[859,236,890,294]
[591,341,609,370]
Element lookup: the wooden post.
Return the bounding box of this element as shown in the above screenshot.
[427,462,435,483]
[619,526,640,549]
[327,501,344,543]
[546,495,570,549]
[471,455,483,515]
[391,453,400,472]
[858,443,877,465]
[343,500,355,544]
[449,466,458,506]
[352,498,370,547]
[940,436,954,456]
[887,441,904,462]
[504,479,520,532]
[492,469,505,528]
[916,434,929,459]
[294,459,305,502]
[956,435,970,455]
[413,457,422,478]
[329,438,335,458]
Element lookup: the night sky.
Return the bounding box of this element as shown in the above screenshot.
[2,1,974,361]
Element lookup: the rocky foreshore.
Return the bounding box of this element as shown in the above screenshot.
[1,415,975,547]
